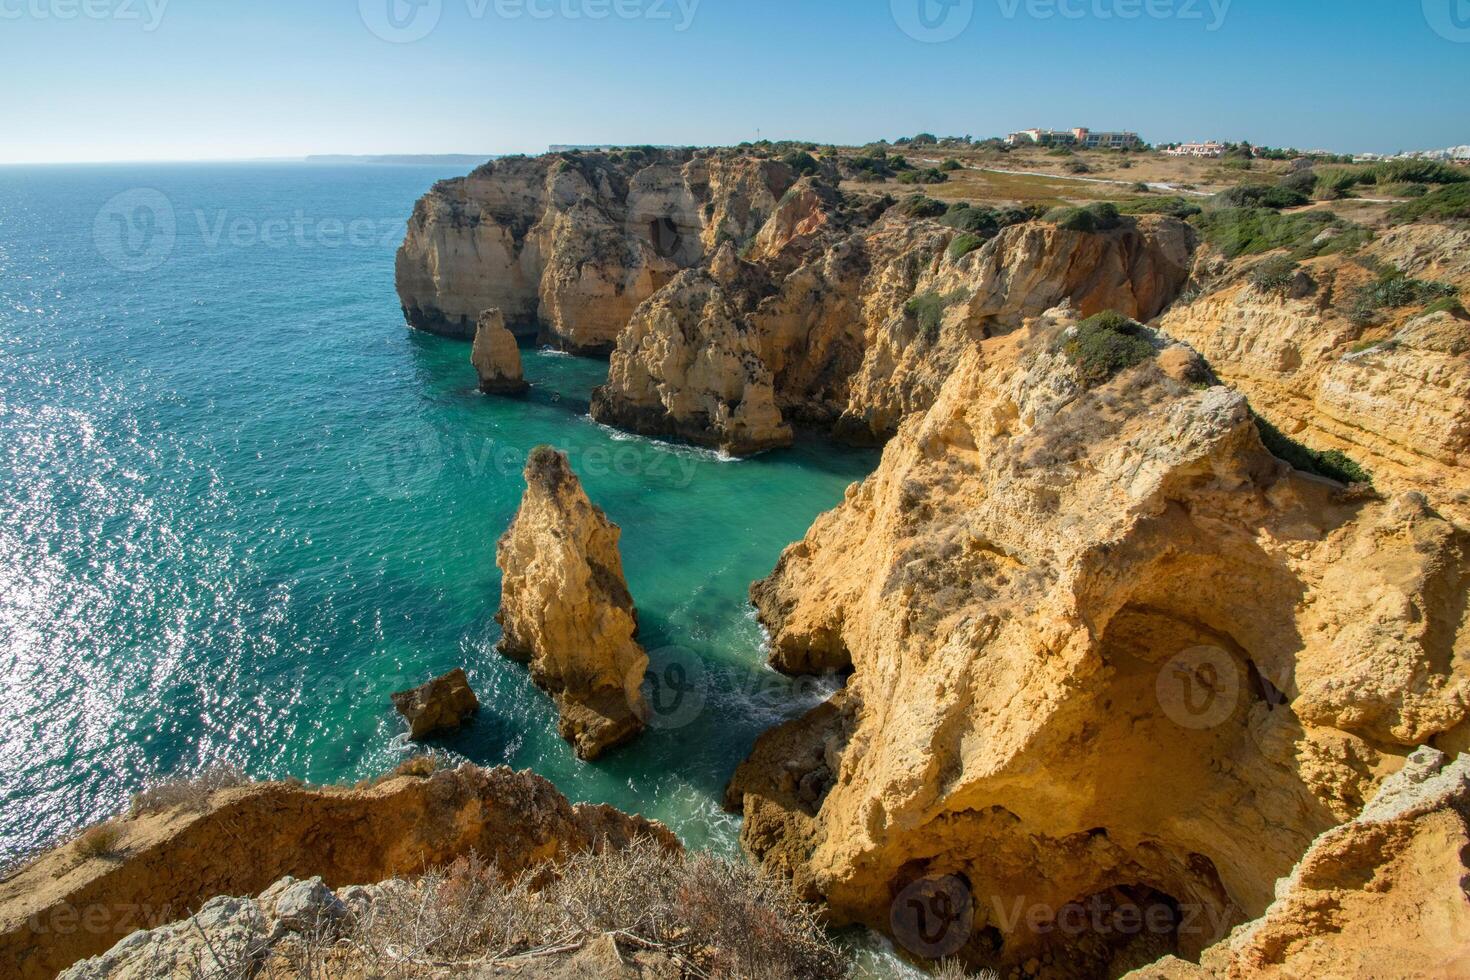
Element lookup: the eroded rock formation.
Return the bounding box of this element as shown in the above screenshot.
[594,195,1197,453]
[1128,747,1470,979]
[728,308,1470,976]
[396,150,795,351]
[471,308,528,395]
[1159,225,1470,522]
[0,765,675,980]
[497,447,649,759]
[391,667,480,740]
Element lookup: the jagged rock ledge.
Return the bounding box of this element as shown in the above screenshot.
[0,765,676,980]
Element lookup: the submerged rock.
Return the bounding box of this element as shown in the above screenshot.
[391,667,480,741]
[470,308,528,395]
[496,448,649,760]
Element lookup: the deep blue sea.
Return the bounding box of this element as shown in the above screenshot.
[0,162,877,864]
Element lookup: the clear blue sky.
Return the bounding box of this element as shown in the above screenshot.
[2,0,1466,163]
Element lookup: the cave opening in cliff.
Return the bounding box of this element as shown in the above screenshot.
[1018,884,1185,980]
[649,216,682,258]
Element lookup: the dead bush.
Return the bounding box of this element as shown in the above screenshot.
[130,763,249,817]
[338,839,848,979]
[75,823,124,860]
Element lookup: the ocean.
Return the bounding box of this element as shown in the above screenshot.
[0,161,878,863]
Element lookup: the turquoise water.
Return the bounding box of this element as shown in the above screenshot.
[0,163,876,863]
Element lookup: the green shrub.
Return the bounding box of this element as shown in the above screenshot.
[905,290,963,342]
[948,233,988,261]
[1379,182,1429,198]
[1131,181,1151,193]
[781,151,820,177]
[1250,256,1302,294]
[900,194,949,219]
[1277,170,1319,195]
[1424,296,1468,317]
[897,168,948,185]
[1215,184,1310,210]
[940,205,999,234]
[1119,196,1204,219]
[1253,413,1372,486]
[1369,159,1468,186]
[1389,183,1470,224]
[1045,201,1123,233]
[1347,273,1458,324]
[1191,207,1371,259]
[940,158,964,171]
[1066,160,1092,174]
[1063,311,1156,387]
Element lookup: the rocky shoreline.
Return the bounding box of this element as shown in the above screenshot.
[6,144,1466,979]
[390,145,1470,977]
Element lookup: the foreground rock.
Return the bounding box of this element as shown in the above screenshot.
[728,307,1470,975]
[1127,747,1470,979]
[0,765,676,980]
[470,308,528,395]
[52,818,848,980]
[497,448,649,759]
[391,667,479,740]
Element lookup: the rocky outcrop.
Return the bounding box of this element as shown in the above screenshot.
[728,308,1470,975]
[471,308,528,395]
[496,448,649,759]
[1159,228,1470,522]
[1198,746,1470,979]
[833,214,1197,443]
[391,667,480,740]
[1127,747,1470,980]
[594,203,1197,454]
[591,252,794,456]
[396,150,795,351]
[0,765,676,980]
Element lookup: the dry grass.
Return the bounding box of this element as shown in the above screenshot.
[130,763,249,817]
[223,840,848,980]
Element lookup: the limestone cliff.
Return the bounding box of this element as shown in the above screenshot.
[1159,224,1470,521]
[0,765,676,980]
[593,197,1197,453]
[834,214,1197,442]
[728,309,1470,975]
[395,150,795,351]
[496,447,649,759]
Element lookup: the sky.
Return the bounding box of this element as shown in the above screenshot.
[1,0,1466,163]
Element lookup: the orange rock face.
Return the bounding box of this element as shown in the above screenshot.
[496,448,649,760]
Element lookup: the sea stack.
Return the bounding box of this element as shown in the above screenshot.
[496,447,649,760]
[471,309,528,395]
